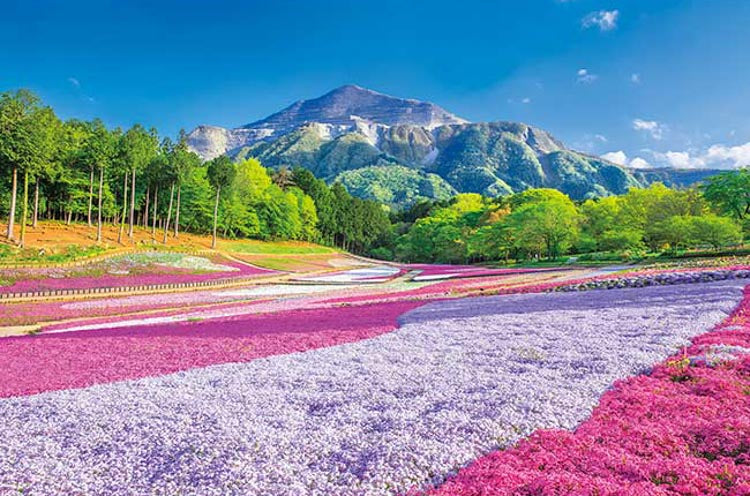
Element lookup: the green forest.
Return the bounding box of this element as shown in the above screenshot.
[1,89,748,264]
[0,89,390,252]
[389,177,749,264]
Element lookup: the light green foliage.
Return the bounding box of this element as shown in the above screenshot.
[0,90,56,176]
[119,125,158,176]
[689,214,742,249]
[393,179,746,263]
[648,215,695,251]
[396,194,499,263]
[207,155,236,193]
[505,194,579,259]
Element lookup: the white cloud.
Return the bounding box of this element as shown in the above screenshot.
[595,134,608,142]
[630,73,641,84]
[582,10,619,31]
[645,142,750,170]
[663,151,697,168]
[704,142,750,167]
[577,68,598,84]
[521,97,531,104]
[601,151,628,165]
[67,77,81,88]
[629,157,651,169]
[601,150,652,169]
[632,118,666,140]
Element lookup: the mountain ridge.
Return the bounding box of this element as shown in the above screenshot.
[187,85,721,207]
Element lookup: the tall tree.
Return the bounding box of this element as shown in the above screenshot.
[159,138,178,245]
[206,155,236,249]
[702,169,750,221]
[116,158,129,244]
[58,120,93,225]
[30,111,61,229]
[506,191,580,260]
[19,106,59,247]
[170,130,201,239]
[0,90,45,241]
[146,153,169,238]
[118,124,159,241]
[81,119,117,243]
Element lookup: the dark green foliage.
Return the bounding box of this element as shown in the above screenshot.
[335,165,455,207]
[702,169,750,221]
[292,167,390,253]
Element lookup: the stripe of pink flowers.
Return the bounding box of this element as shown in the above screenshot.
[417,287,750,496]
[0,261,274,294]
[0,300,424,398]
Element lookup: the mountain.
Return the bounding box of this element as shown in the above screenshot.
[187,85,720,207]
[188,85,466,161]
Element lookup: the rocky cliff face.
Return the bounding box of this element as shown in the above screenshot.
[246,84,467,132]
[187,85,466,160]
[187,85,718,206]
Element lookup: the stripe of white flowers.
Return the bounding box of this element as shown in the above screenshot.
[0,281,744,496]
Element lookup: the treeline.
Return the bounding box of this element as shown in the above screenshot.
[388,173,750,264]
[0,89,389,252]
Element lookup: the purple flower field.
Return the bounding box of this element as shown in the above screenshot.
[0,281,743,495]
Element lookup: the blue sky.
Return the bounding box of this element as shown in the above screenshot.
[2,0,749,169]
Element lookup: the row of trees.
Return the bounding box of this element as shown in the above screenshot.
[0,89,207,247]
[0,89,390,253]
[392,177,747,264]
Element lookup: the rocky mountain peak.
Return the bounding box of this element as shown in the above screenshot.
[243,84,468,132]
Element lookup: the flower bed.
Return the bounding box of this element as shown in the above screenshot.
[407,264,553,281]
[295,264,403,283]
[421,286,750,496]
[0,300,422,398]
[0,252,274,294]
[0,281,742,495]
[552,268,750,292]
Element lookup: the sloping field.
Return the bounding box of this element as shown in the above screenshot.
[2,225,750,495]
[0,221,351,272]
[1,280,749,495]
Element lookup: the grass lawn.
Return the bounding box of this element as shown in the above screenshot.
[221,239,336,255]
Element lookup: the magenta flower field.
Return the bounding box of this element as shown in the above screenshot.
[1,260,749,495]
[0,252,274,294]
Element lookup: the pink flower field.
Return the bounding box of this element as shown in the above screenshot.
[0,300,421,397]
[0,252,274,294]
[419,287,750,496]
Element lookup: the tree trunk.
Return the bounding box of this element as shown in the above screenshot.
[151,184,158,237]
[118,173,128,244]
[66,205,73,225]
[96,167,104,243]
[128,168,136,239]
[20,171,29,248]
[143,187,150,228]
[163,182,175,245]
[7,167,17,240]
[32,177,39,228]
[174,185,181,238]
[87,167,94,227]
[212,186,220,249]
